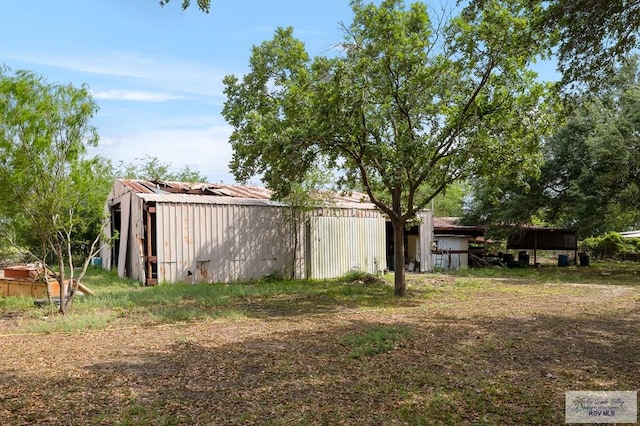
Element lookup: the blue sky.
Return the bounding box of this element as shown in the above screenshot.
[0,1,558,184]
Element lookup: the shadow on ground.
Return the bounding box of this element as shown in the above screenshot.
[2,303,638,425]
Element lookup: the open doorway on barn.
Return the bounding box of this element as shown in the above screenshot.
[110,203,121,270]
[143,202,158,285]
[385,222,420,272]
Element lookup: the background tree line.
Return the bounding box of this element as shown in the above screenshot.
[464,57,640,238]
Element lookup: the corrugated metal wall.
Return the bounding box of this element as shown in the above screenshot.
[155,202,296,283]
[128,195,145,282]
[417,210,434,272]
[102,180,437,284]
[432,236,469,270]
[306,216,386,279]
[100,181,145,281]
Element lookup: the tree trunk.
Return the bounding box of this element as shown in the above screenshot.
[56,250,68,315]
[393,220,406,297]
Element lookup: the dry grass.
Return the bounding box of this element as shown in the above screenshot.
[0,264,638,425]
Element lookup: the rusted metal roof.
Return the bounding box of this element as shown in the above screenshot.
[118,179,378,210]
[118,179,272,199]
[433,217,486,236]
[138,193,286,207]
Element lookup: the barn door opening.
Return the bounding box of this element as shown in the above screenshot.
[143,202,158,286]
[110,203,121,270]
[385,221,416,271]
[384,210,433,273]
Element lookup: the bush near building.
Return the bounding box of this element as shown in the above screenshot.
[580,232,640,261]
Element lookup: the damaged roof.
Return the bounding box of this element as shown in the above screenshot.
[433,217,486,236]
[118,179,272,199]
[117,179,377,209]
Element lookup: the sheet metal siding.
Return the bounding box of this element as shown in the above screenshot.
[100,202,112,270]
[155,202,294,283]
[433,236,469,270]
[128,195,145,282]
[101,180,138,273]
[313,207,382,219]
[308,217,386,279]
[105,177,392,284]
[417,210,434,272]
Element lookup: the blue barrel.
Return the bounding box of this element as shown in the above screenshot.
[558,254,569,267]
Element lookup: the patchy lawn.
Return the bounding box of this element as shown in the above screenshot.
[1,265,638,425]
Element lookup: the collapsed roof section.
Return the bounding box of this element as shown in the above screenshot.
[117,179,376,210]
[118,179,273,198]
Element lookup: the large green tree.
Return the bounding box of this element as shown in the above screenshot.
[0,68,110,313]
[542,0,640,88]
[223,0,553,296]
[467,0,640,88]
[466,58,640,237]
[164,0,640,88]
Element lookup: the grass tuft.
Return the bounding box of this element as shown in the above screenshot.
[342,324,413,359]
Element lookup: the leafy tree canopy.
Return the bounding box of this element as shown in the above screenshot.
[222,0,554,295]
[544,0,640,89]
[166,0,640,89]
[466,0,640,89]
[431,182,472,218]
[0,67,109,312]
[465,57,640,237]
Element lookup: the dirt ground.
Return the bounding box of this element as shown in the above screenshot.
[1,276,638,425]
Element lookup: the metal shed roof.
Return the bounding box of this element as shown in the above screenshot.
[118,179,272,199]
[121,179,379,210]
[507,226,577,251]
[433,217,486,237]
[138,193,286,207]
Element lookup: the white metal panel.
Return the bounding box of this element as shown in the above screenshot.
[117,192,130,278]
[307,217,386,279]
[417,210,434,272]
[128,195,145,282]
[99,202,112,270]
[102,180,137,274]
[155,202,295,283]
[138,192,382,211]
[432,236,469,270]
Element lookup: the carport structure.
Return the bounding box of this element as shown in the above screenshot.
[507,226,578,265]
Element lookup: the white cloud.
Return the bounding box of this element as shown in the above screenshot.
[91,120,236,184]
[3,49,245,183]
[93,89,184,102]
[1,49,230,98]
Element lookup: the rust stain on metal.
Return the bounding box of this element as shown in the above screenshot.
[117,179,377,208]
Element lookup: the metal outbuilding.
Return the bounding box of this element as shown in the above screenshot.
[507,226,578,264]
[101,179,435,285]
[431,217,486,270]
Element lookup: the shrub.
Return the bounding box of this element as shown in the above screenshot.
[579,232,640,260]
